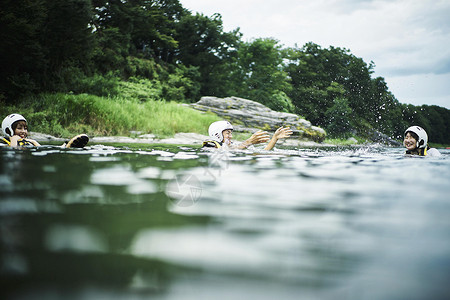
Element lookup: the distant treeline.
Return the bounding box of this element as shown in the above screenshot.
[1,0,448,143]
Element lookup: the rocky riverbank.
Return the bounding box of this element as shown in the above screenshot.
[187,96,327,142]
[30,96,401,147]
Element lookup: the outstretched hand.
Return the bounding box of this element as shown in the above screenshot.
[247,130,270,145]
[263,126,293,150]
[237,130,270,149]
[273,126,293,139]
[236,128,292,150]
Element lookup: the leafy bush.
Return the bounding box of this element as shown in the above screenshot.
[73,72,120,97]
[118,77,163,102]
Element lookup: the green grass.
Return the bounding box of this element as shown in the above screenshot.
[1,93,220,138]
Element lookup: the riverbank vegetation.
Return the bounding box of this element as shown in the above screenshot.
[1,0,449,143]
[0,92,219,138]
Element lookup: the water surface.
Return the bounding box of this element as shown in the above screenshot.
[1,144,449,300]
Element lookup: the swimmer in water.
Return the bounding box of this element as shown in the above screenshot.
[1,113,89,148]
[403,125,441,157]
[202,120,293,150]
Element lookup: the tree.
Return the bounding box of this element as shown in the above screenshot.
[42,0,94,83]
[284,43,358,125]
[325,97,353,137]
[418,105,449,144]
[236,38,293,112]
[284,42,404,133]
[91,0,178,70]
[0,0,94,101]
[0,0,48,100]
[173,13,242,98]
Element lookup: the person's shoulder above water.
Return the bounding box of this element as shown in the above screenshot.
[426,147,441,157]
[1,135,37,147]
[0,136,9,146]
[202,139,222,148]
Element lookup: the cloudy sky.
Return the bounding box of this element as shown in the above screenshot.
[180,0,450,109]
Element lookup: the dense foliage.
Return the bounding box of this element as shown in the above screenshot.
[1,0,448,143]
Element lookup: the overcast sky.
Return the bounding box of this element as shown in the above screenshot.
[180,0,450,109]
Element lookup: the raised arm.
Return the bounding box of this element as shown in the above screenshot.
[264,126,293,150]
[235,130,270,149]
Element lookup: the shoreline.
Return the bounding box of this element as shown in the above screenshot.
[30,132,336,147]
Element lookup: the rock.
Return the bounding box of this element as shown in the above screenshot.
[30,132,65,142]
[188,96,326,142]
[31,132,210,145]
[138,133,156,139]
[90,136,154,144]
[157,133,208,144]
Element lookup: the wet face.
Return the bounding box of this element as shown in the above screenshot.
[222,129,233,145]
[404,132,417,151]
[13,121,28,139]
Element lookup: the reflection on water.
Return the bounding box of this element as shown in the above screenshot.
[1,144,449,300]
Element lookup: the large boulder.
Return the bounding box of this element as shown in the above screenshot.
[188,96,326,142]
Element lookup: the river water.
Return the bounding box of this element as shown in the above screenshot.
[1,144,449,300]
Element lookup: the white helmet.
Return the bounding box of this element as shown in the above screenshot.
[404,126,428,148]
[2,113,27,137]
[208,121,233,142]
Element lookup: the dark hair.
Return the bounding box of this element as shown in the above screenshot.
[405,130,419,141]
[12,120,27,132]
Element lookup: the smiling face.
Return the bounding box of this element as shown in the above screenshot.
[404,132,417,151]
[13,121,28,139]
[222,129,233,145]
